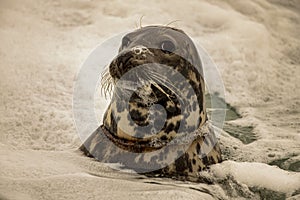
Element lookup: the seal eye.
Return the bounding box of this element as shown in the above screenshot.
[160,40,175,53]
[122,37,131,49]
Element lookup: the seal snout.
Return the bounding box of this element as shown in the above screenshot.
[109,45,153,79]
[132,45,150,55]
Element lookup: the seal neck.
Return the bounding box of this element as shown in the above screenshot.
[100,125,166,153]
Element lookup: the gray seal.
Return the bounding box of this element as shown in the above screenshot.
[80,25,222,179]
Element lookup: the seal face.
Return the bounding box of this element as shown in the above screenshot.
[80,25,222,178]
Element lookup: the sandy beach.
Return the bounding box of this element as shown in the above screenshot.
[0,0,299,199]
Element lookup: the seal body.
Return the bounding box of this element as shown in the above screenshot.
[80,26,222,178]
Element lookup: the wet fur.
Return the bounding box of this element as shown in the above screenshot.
[80,25,222,179]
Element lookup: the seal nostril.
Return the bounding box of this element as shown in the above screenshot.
[135,49,141,54]
[132,46,148,55]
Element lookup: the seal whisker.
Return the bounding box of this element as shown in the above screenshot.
[147,71,179,97]
[139,15,145,29]
[159,21,184,36]
[164,19,181,27]
[134,21,139,29]
[100,67,114,99]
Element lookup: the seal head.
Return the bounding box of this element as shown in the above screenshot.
[104,26,206,145]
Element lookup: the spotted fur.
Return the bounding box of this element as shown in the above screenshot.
[80,26,222,178]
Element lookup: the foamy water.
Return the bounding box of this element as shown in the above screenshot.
[0,0,299,199]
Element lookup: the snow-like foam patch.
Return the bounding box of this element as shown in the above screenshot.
[211,161,300,193]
